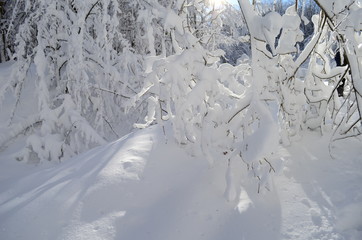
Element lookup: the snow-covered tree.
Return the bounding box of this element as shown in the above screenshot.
[0,0,26,62]
[311,0,362,141]
[135,0,361,195]
[1,0,360,198]
[0,0,144,162]
[133,0,286,195]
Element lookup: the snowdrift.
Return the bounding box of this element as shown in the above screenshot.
[1,125,362,240]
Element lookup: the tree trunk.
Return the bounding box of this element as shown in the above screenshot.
[0,31,6,62]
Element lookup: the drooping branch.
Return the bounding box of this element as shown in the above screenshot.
[313,0,362,127]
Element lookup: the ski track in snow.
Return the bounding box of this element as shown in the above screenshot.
[0,125,361,240]
[277,133,362,240]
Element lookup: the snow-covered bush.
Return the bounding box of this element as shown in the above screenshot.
[133,0,293,194]
[134,0,361,195]
[0,0,144,162]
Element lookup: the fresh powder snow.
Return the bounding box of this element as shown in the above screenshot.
[0,124,361,240]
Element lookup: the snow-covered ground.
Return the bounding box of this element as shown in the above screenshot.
[1,124,361,240]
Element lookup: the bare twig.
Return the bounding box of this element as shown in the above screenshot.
[263,158,276,173]
[227,104,250,124]
[91,86,131,99]
[103,116,119,138]
[85,1,100,22]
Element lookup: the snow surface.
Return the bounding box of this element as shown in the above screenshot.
[1,124,361,240]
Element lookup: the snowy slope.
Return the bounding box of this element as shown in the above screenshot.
[0,125,361,240]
